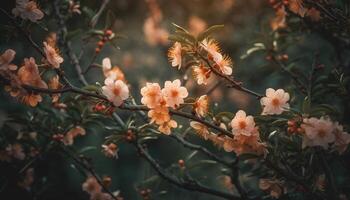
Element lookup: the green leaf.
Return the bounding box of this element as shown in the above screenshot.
[168,34,193,45]
[197,24,224,41]
[79,146,97,153]
[302,96,311,114]
[171,23,189,33]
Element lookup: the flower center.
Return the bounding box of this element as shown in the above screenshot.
[318,129,327,138]
[238,121,247,129]
[272,98,280,106]
[113,87,121,96]
[171,89,179,98]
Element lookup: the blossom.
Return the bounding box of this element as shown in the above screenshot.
[260,88,290,115]
[188,15,207,37]
[102,143,118,158]
[230,110,256,136]
[168,42,182,69]
[301,117,335,149]
[333,123,350,154]
[288,0,307,17]
[16,57,48,107]
[48,75,61,103]
[68,0,81,15]
[158,119,177,135]
[0,49,17,70]
[141,83,162,108]
[259,178,285,198]
[102,57,126,82]
[201,39,221,55]
[192,64,211,85]
[9,143,26,160]
[161,79,188,108]
[190,121,210,140]
[12,0,44,22]
[148,106,170,125]
[43,42,63,68]
[102,78,129,106]
[212,52,233,76]
[82,176,102,196]
[63,126,86,145]
[270,6,287,31]
[193,95,209,117]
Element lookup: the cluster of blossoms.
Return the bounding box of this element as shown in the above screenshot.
[141,79,189,134]
[191,110,267,156]
[259,178,286,198]
[300,117,350,153]
[168,38,233,86]
[0,32,63,107]
[12,0,44,22]
[52,126,86,146]
[269,0,321,31]
[82,176,114,200]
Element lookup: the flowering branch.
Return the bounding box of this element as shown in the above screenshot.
[52,0,89,86]
[197,52,263,99]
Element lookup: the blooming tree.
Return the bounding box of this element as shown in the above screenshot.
[0,0,350,200]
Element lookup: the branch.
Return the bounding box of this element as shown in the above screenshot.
[169,133,234,167]
[53,0,89,86]
[197,53,263,99]
[135,140,240,200]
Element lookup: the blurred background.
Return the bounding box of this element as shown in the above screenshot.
[0,0,343,199]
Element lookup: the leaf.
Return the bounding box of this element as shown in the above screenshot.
[79,146,97,153]
[187,160,217,169]
[171,23,189,33]
[174,31,196,44]
[82,85,101,92]
[168,34,193,45]
[197,24,224,41]
[185,150,198,162]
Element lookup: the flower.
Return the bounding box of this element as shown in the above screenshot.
[102,78,129,106]
[43,42,63,68]
[16,57,48,107]
[161,79,188,108]
[12,0,44,22]
[192,64,211,85]
[68,0,81,15]
[188,15,207,37]
[148,106,170,125]
[141,83,162,108]
[168,42,182,69]
[301,117,335,149]
[288,0,307,17]
[212,52,233,76]
[307,7,321,22]
[63,126,86,145]
[230,110,256,136]
[270,6,287,31]
[260,88,290,115]
[82,176,102,196]
[48,75,61,103]
[193,95,209,117]
[259,178,285,198]
[102,57,126,82]
[0,49,17,70]
[201,39,221,55]
[102,143,118,158]
[190,121,210,140]
[158,119,177,135]
[333,123,350,154]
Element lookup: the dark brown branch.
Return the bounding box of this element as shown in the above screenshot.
[53,0,89,86]
[135,140,240,200]
[169,133,234,167]
[197,53,263,99]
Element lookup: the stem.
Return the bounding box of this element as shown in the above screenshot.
[135,140,239,200]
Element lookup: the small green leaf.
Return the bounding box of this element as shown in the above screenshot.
[197,24,224,41]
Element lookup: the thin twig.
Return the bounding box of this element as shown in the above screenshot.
[135,140,240,200]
